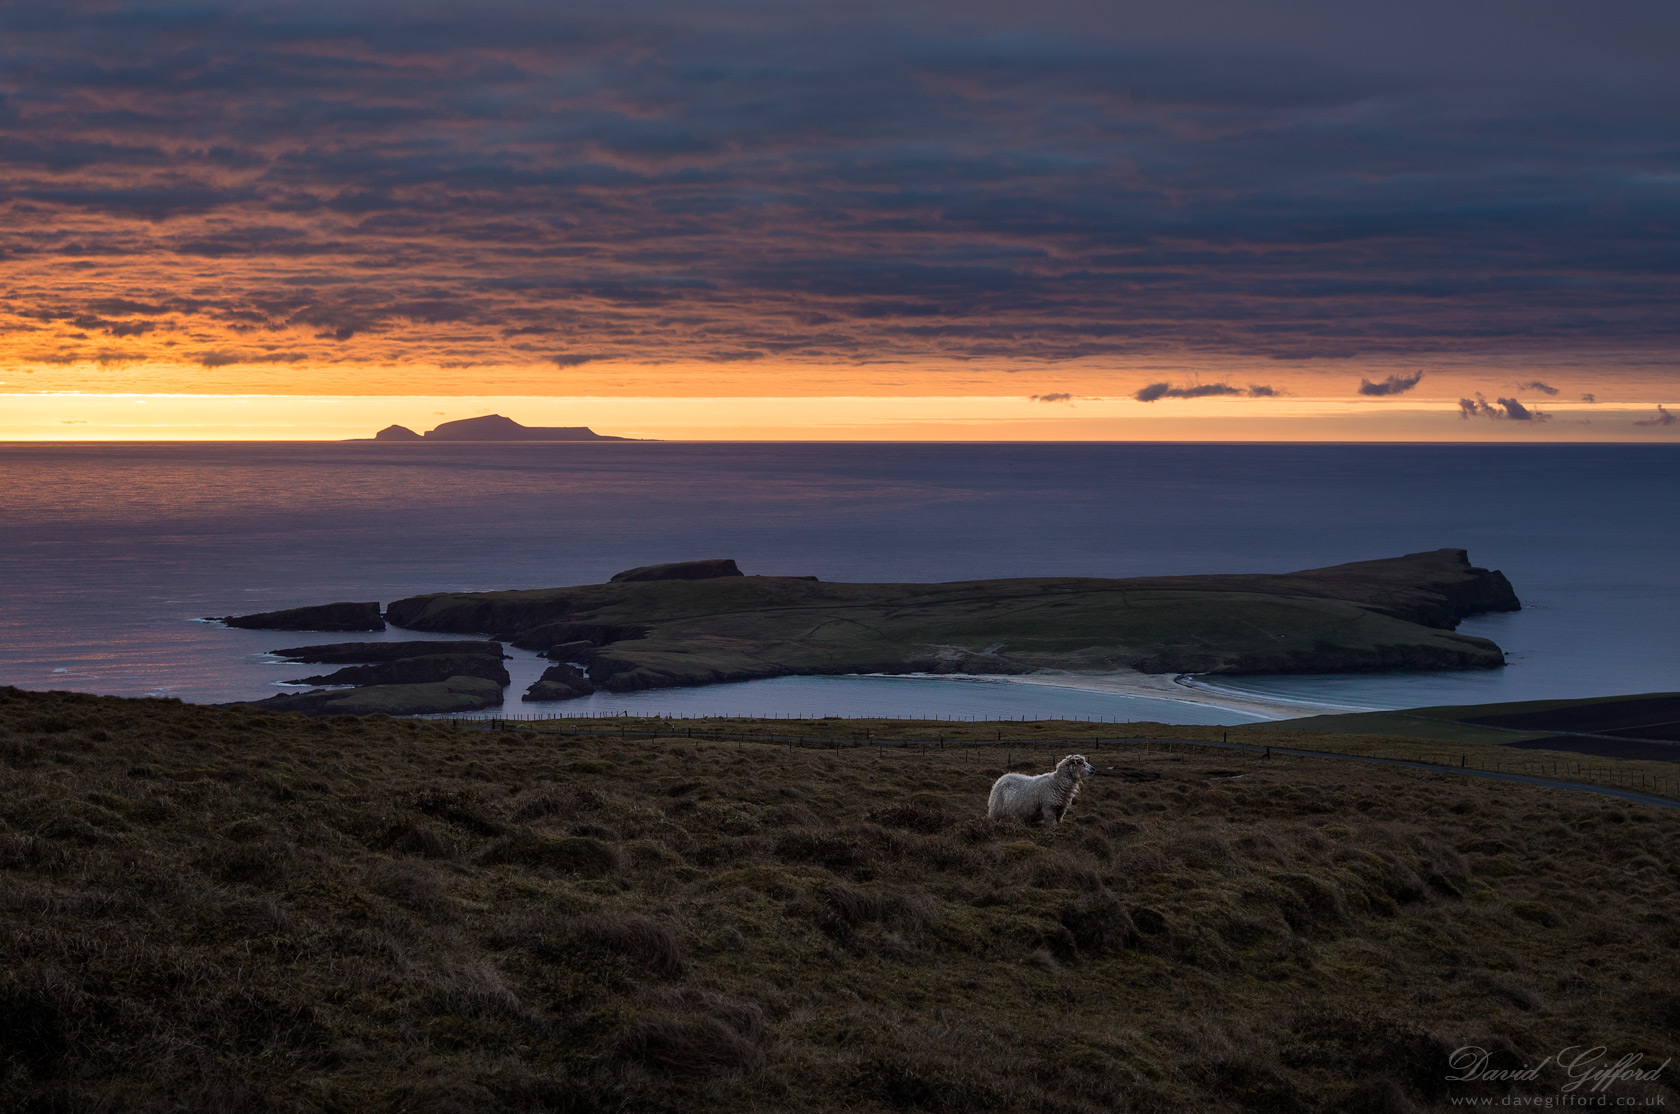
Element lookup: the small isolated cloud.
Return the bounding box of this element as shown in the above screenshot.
[1458,393,1550,422]
[1499,397,1547,421]
[552,352,616,368]
[1030,392,1075,404]
[1134,382,1277,402]
[1517,380,1560,395]
[1358,371,1424,397]
[1635,404,1676,427]
[1581,393,1597,403]
[192,350,307,368]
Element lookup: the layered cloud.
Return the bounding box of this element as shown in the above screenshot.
[1,1,1678,392]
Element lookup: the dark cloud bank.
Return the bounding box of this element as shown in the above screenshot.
[2,1,1679,375]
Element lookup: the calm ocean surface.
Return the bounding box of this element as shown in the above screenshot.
[1,442,1675,723]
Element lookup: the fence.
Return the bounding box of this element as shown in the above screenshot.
[445,716,1680,803]
[439,709,1160,725]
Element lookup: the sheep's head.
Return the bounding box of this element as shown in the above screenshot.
[1059,754,1095,780]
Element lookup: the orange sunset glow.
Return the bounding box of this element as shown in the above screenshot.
[3,3,1677,440]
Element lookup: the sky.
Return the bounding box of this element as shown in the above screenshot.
[2,0,1678,440]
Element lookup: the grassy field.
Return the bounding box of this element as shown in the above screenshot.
[1279,693,1680,755]
[2,687,1676,1112]
[475,713,1680,800]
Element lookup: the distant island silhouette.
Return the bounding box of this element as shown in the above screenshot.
[357,414,635,442]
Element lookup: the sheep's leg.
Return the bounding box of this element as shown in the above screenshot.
[1051,801,1068,823]
[1043,801,1061,824]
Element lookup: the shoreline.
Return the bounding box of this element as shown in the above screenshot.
[872,668,1360,721]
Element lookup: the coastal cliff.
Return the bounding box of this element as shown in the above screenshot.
[382,549,1520,701]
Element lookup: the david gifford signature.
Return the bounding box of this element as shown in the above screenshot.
[1448,1046,1672,1093]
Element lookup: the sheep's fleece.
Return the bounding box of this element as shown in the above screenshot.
[988,754,1096,823]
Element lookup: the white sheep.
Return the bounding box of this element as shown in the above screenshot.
[988,754,1096,824]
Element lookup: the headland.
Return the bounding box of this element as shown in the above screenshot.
[217,549,1520,715]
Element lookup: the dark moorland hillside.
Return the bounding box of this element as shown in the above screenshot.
[1,688,1674,1112]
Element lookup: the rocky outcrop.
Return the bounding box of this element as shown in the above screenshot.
[1426,558,1521,626]
[525,663,595,701]
[372,424,423,441]
[220,602,385,631]
[271,640,504,664]
[610,559,743,583]
[292,653,510,688]
[262,640,509,711]
[235,675,503,716]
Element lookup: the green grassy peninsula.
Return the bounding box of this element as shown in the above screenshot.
[385,549,1519,701]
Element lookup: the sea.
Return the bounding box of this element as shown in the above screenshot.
[1,442,1676,725]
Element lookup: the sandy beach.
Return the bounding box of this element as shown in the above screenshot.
[976,669,1357,722]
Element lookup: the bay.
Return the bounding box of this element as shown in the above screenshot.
[1,441,1675,723]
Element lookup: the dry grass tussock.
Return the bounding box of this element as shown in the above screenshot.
[0,687,1676,1113]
